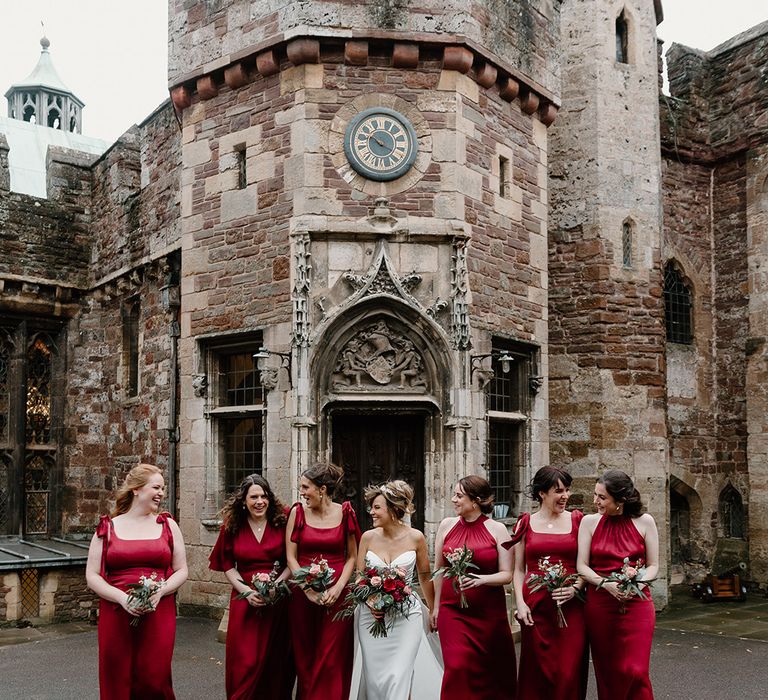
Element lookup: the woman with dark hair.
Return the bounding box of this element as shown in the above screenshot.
[85,463,188,699]
[510,466,587,700]
[432,475,516,700]
[286,463,360,699]
[208,474,294,699]
[577,469,659,699]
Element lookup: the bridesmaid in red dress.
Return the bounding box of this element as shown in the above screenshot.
[432,475,515,700]
[85,463,188,700]
[577,470,659,699]
[286,463,360,700]
[209,474,294,699]
[510,466,587,700]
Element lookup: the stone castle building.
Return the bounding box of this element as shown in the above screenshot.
[1,1,766,621]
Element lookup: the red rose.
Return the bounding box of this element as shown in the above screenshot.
[383,578,397,592]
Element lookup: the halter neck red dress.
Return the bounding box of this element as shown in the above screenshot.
[512,510,588,700]
[586,515,655,699]
[289,501,361,700]
[437,515,516,700]
[209,520,294,700]
[96,513,176,700]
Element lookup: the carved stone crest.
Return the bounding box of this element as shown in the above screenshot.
[332,320,428,392]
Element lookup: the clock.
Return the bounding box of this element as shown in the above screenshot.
[344,107,418,181]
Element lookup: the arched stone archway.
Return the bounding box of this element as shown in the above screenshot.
[309,298,454,531]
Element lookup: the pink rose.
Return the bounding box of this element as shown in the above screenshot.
[624,567,638,579]
[309,564,321,575]
[370,576,383,587]
[256,573,271,583]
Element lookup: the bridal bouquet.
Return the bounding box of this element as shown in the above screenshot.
[291,557,336,593]
[432,544,478,609]
[335,564,413,638]
[237,561,291,604]
[602,557,655,614]
[126,572,166,626]
[526,556,582,628]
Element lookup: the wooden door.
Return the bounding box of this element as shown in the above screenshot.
[331,413,425,532]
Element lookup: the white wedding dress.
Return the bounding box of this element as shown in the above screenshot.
[350,550,443,700]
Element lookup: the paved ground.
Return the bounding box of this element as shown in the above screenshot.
[1,588,766,699]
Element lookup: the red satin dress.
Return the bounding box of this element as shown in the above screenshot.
[586,515,655,699]
[289,501,361,700]
[437,515,516,700]
[96,513,176,700]
[513,510,588,700]
[209,521,294,700]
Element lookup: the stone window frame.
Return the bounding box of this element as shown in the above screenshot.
[615,7,631,65]
[121,298,141,400]
[622,218,634,268]
[200,331,266,504]
[719,483,746,540]
[485,337,536,518]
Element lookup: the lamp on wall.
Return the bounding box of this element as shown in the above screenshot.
[253,347,293,388]
[469,351,515,385]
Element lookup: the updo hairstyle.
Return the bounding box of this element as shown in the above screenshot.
[112,463,163,516]
[303,462,344,499]
[598,469,644,517]
[528,466,573,503]
[364,480,415,521]
[458,475,495,515]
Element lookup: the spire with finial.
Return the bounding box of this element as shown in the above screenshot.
[4,29,84,133]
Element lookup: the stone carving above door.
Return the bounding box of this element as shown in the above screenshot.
[332,320,429,392]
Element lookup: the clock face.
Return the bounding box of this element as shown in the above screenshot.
[344,108,418,181]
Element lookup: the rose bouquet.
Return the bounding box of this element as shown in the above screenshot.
[602,557,655,614]
[526,556,582,628]
[237,560,291,604]
[432,544,478,609]
[335,564,414,638]
[290,557,336,593]
[126,571,166,626]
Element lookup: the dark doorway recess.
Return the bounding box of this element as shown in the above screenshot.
[332,413,425,532]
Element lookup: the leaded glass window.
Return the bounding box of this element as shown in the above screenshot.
[664,263,693,344]
[622,220,633,268]
[485,339,535,516]
[719,484,745,539]
[26,337,52,445]
[204,335,265,500]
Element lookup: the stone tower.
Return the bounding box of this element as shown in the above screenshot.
[548,1,668,601]
[5,37,84,133]
[166,0,562,607]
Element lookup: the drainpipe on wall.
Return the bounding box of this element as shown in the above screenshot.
[161,266,181,518]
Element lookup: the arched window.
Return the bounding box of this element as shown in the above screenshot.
[664,262,693,344]
[719,484,745,539]
[616,9,629,63]
[622,219,633,268]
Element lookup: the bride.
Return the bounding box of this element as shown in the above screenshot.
[352,480,442,700]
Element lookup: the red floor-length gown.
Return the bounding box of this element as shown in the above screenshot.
[513,510,588,700]
[96,513,177,700]
[289,501,360,700]
[437,515,516,700]
[209,521,294,700]
[586,515,655,699]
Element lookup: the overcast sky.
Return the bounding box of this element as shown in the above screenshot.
[0,1,766,143]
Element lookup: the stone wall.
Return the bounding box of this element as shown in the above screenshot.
[661,22,768,583]
[549,0,668,601]
[168,0,562,97]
